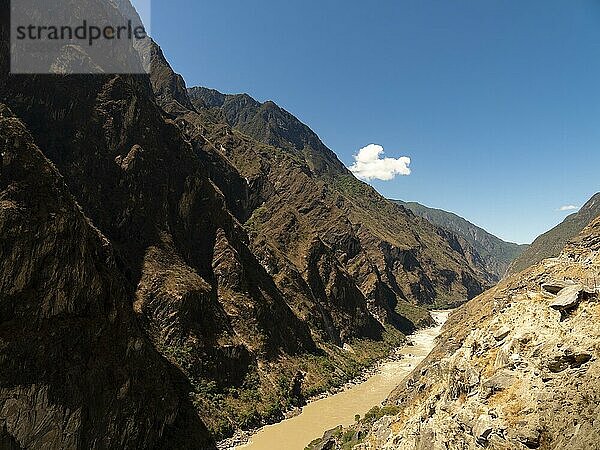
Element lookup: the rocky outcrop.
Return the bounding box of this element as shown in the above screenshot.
[548,284,594,314]
[309,217,600,450]
[149,42,196,114]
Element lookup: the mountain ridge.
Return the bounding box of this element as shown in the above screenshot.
[394,200,528,280]
[186,86,497,302]
[509,192,600,274]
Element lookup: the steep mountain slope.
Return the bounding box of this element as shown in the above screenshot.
[0,1,324,442]
[310,217,600,450]
[0,105,214,449]
[156,50,500,434]
[509,193,600,274]
[0,73,323,443]
[394,200,528,280]
[186,87,495,312]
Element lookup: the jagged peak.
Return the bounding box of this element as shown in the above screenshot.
[149,40,196,113]
[187,85,348,176]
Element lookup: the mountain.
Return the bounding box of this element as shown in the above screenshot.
[1,1,316,443]
[394,200,528,280]
[0,104,213,449]
[0,0,497,445]
[509,193,600,274]
[309,215,600,450]
[186,87,497,306]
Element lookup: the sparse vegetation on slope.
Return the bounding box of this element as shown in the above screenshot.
[188,87,494,311]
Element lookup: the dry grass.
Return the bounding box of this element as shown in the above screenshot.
[488,379,525,426]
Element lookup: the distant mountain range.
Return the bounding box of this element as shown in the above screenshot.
[393,201,528,280]
[508,192,600,274]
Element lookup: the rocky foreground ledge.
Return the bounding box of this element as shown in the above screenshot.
[309,217,600,450]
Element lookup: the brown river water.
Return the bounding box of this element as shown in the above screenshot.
[234,310,450,450]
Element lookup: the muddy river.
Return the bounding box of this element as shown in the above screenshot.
[235,310,450,450]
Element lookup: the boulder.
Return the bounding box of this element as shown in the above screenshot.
[547,350,592,373]
[542,280,577,295]
[473,415,494,444]
[494,326,511,341]
[549,285,585,311]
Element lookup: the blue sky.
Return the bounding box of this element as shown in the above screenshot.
[144,0,600,244]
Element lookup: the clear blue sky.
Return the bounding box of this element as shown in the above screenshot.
[144,0,600,244]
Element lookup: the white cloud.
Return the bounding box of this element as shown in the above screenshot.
[349,144,411,181]
[558,205,580,212]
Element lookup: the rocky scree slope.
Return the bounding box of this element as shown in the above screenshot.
[310,215,600,450]
[394,200,528,281]
[509,192,600,274]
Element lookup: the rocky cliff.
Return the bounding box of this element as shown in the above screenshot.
[0,105,214,449]
[1,0,318,443]
[394,200,528,280]
[509,193,600,274]
[309,215,600,450]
